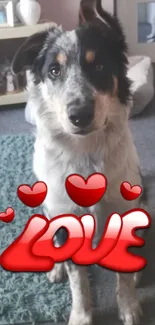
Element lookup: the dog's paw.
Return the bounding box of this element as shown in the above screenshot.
[117,294,142,325]
[68,310,93,325]
[47,263,66,283]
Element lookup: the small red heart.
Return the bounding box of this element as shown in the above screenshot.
[65,173,107,207]
[0,208,15,223]
[17,181,47,208]
[120,182,142,201]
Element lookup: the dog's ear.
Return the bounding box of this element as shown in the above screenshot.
[12,25,62,75]
[79,0,123,39]
[12,31,47,75]
[79,0,128,55]
[79,0,96,25]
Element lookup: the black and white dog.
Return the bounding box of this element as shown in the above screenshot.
[12,1,147,324]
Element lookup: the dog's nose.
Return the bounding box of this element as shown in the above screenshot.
[68,101,95,128]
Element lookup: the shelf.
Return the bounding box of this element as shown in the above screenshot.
[0,21,56,40]
[0,21,56,105]
[0,90,28,106]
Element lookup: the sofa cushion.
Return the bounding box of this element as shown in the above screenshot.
[127,56,154,117]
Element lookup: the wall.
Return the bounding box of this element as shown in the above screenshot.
[101,0,114,14]
[38,0,114,29]
[38,0,80,30]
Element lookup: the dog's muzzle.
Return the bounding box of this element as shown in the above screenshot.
[68,98,95,128]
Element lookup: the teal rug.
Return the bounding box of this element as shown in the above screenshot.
[0,135,71,324]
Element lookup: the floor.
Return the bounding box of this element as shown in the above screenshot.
[0,103,32,135]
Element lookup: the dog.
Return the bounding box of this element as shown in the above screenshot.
[12,2,148,324]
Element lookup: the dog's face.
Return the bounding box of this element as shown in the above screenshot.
[12,19,131,136]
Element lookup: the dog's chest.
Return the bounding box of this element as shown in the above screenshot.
[33,139,104,213]
[34,141,104,182]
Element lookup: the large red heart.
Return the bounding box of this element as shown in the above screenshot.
[17,181,47,208]
[120,182,142,201]
[0,208,15,223]
[65,173,107,207]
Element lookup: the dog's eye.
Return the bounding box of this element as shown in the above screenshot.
[95,64,104,72]
[49,65,61,78]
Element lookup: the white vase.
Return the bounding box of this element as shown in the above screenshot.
[16,0,41,25]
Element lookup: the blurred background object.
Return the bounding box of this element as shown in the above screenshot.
[16,0,41,26]
[0,58,26,96]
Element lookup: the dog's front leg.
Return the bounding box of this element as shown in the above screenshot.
[116,195,149,325]
[55,228,93,325]
[66,262,93,325]
[43,207,67,283]
[116,273,142,325]
[47,236,67,283]
[114,198,143,325]
[103,184,144,325]
[47,261,66,283]
[115,202,143,325]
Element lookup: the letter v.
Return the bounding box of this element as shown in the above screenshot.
[72,213,122,265]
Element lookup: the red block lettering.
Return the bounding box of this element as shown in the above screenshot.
[72,214,122,264]
[32,214,84,262]
[0,215,54,272]
[99,209,151,272]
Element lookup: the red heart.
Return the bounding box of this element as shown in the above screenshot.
[120,182,142,201]
[65,173,107,207]
[17,181,47,208]
[0,208,15,223]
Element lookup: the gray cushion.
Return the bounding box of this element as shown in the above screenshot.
[127,56,154,117]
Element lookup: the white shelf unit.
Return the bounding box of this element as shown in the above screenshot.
[0,22,55,106]
[0,90,28,105]
[0,21,56,40]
